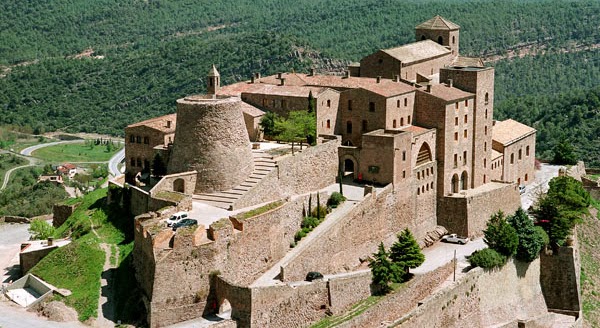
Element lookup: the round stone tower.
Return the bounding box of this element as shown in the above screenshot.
[167,95,254,194]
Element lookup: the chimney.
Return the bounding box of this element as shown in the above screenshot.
[394,75,400,82]
[166,120,171,128]
[447,79,453,88]
[426,84,432,92]
[310,68,316,76]
[376,76,382,83]
[255,72,261,80]
[250,75,255,83]
[280,78,286,86]
[47,237,54,247]
[277,72,283,79]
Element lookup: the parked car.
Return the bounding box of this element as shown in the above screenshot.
[441,233,470,245]
[166,211,189,227]
[519,185,526,195]
[172,218,198,231]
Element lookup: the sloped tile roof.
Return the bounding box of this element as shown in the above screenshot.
[492,119,537,145]
[426,84,474,102]
[240,102,265,117]
[383,40,451,65]
[416,15,460,30]
[126,113,177,133]
[452,56,484,68]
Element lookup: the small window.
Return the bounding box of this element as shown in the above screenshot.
[262,99,267,106]
[484,158,487,168]
[518,149,522,160]
[368,166,380,173]
[282,99,287,109]
[454,154,458,167]
[455,103,459,110]
[526,146,530,156]
[397,100,400,108]
[408,115,411,124]
[136,136,141,143]
[403,170,406,178]
[510,153,514,164]
[326,119,331,129]
[483,175,487,183]
[484,142,487,151]
[378,58,383,64]
[346,121,353,134]
[143,137,149,145]
[525,173,528,181]
[348,100,352,111]
[369,102,375,112]
[464,115,467,124]
[485,109,488,119]
[362,120,368,131]
[455,117,458,126]
[404,98,408,107]
[402,151,406,161]
[393,120,397,128]
[452,35,456,44]
[454,132,458,141]
[485,93,489,105]
[484,126,488,135]
[401,117,404,126]
[327,99,331,107]
[463,130,467,138]
[463,151,467,165]
[129,135,134,143]
[130,158,135,167]
[417,172,420,179]
[465,99,468,107]
[136,158,142,167]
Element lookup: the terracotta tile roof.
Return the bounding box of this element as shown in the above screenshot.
[399,125,431,135]
[415,15,460,30]
[255,73,308,86]
[302,75,416,97]
[62,163,76,170]
[241,84,328,98]
[492,119,536,145]
[240,102,265,117]
[126,113,177,133]
[218,81,260,97]
[382,40,451,65]
[452,56,484,68]
[426,84,474,102]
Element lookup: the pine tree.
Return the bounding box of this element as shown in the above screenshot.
[507,208,546,262]
[368,242,399,294]
[389,228,425,280]
[484,211,519,257]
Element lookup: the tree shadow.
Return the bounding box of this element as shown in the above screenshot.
[514,259,531,278]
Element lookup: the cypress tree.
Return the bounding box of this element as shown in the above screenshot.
[369,242,399,294]
[389,228,425,279]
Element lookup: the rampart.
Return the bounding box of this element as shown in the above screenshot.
[279,183,435,282]
[129,183,192,217]
[233,137,340,209]
[52,203,77,227]
[438,181,520,237]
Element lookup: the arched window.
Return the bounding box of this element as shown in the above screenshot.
[451,174,459,193]
[437,36,443,45]
[484,92,489,105]
[400,117,404,126]
[173,178,185,193]
[416,143,433,166]
[452,35,456,44]
[326,119,331,129]
[404,98,408,106]
[510,153,514,164]
[393,120,397,128]
[526,146,530,156]
[518,149,522,160]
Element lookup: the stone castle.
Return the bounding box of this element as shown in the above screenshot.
[115,16,543,327]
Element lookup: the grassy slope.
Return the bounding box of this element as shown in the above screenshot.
[30,187,138,323]
[31,142,121,162]
[0,153,28,185]
[578,198,600,327]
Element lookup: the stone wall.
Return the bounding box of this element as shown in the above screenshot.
[328,270,372,315]
[52,204,77,227]
[438,182,520,237]
[280,183,436,282]
[0,215,30,224]
[20,246,58,274]
[150,171,197,195]
[390,258,547,328]
[233,137,340,209]
[540,240,581,316]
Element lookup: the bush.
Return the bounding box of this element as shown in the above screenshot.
[508,208,546,262]
[468,248,506,269]
[301,216,320,229]
[484,211,519,257]
[294,230,307,242]
[327,192,346,208]
[29,219,56,240]
[311,205,328,218]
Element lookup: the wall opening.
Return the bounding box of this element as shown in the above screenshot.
[416,143,432,166]
[219,298,232,317]
[461,171,468,190]
[451,174,459,193]
[173,178,185,193]
[344,158,356,177]
[437,36,443,45]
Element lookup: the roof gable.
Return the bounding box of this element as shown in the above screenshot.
[382,40,451,65]
[415,15,460,30]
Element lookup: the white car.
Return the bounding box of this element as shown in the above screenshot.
[166,211,189,227]
[441,233,470,245]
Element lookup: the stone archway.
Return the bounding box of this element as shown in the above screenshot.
[173,178,185,193]
[451,174,459,194]
[461,171,469,190]
[343,158,356,178]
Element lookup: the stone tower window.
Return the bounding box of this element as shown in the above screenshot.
[463,151,467,165]
[455,117,458,126]
[464,115,467,124]
[326,120,331,129]
[402,151,406,161]
[401,117,404,126]
[454,154,458,167]
[346,121,352,134]
[518,149,522,160]
[404,98,408,107]
[526,146,530,156]
[397,100,400,108]
[408,115,411,124]
[348,100,352,111]
[454,132,458,141]
[484,142,487,151]
[464,130,467,139]
[362,120,368,131]
[485,109,488,119]
[327,99,331,107]
[484,126,488,135]
[455,103,459,110]
[485,93,489,105]
[525,174,528,181]
[393,120,397,128]
[484,158,487,168]
[369,102,375,112]
[511,153,514,164]
[143,137,149,144]
[452,35,456,44]
[437,36,443,45]
[129,135,134,143]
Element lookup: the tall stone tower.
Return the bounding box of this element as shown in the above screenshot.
[167,95,254,194]
[415,15,460,56]
[207,64,220,95]
[440,66,495,188]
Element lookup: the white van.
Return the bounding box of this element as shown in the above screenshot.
[166,211,189,227]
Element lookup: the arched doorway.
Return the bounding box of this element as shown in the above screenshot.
[344,158,355,177]
[437,36,444,45]
[461,171,468,190]
[173,178,185,193]
[451,174,459,193]
[217,298,232,319]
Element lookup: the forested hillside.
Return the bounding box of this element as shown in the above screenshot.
[0,0,598,163]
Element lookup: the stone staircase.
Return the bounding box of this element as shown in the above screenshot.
[192,150,277,209]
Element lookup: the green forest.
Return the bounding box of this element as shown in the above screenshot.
[1,0,599,164]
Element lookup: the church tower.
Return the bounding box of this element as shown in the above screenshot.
[415,15,460,56]
[207,64,220,95]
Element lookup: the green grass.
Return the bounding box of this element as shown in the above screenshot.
[311,295,383,328]
[31,142,121,162]
[29,233,105,321]
[155,191,186,203]
[234,200,285,220]
[53,188,107,238]
[0,153,28,185]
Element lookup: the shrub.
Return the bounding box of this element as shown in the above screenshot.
[507,208,546,262]
[294,230,307,242]
[327,192,346,208]
[468,248,506,269]
[311,205,328,218]
[484,211,519,257]
[29,219,55,240]
[301,216,320,229]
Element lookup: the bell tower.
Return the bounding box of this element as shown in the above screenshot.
[415,15,460,56]
[207,64,220,95]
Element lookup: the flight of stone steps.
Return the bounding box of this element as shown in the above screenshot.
[192,150,277,209]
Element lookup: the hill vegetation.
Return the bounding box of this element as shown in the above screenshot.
[0,0,598,162]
